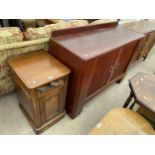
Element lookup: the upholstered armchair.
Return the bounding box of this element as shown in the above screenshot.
[0,20,89,96]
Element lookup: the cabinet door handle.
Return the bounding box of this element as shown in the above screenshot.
[109,65,114,73]
[114,62,119,69]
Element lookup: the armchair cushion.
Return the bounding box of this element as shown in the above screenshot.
[25,27,51,40]
[67,20,89,27]
[91,19,117,24]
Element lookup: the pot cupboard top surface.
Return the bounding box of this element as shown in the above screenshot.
[122,20,155,34]
[51,24,144,60]
[7,51,70,89]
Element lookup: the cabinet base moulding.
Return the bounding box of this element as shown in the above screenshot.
[19,103,65,134]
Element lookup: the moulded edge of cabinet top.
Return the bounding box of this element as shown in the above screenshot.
[7,50,71,89]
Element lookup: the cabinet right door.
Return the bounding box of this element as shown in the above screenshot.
[109,41,138,82]
[87,49,118,97]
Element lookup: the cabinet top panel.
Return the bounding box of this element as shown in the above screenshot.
[51,23,144,60]
[7,51,70,89]
[122,20,155,34]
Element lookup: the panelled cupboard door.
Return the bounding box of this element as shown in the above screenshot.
[87,50,118,97]
[39,86,64,124]
[109,42,138,82]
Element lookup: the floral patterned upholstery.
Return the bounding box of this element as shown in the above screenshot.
[0,38,49,96]
[25,20,89,40]
[67,20,89,27]
[0,20,89,96]
[0,27,23,45]
[91,19,117,24]
[50,21,71,30]
[25,27,51,40]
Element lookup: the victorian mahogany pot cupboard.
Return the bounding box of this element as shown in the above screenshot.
[7,51,70,134]
[49,22,144,118]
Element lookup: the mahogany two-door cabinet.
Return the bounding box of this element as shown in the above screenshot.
[49,22,144,118]
[121,20,155,60]
[7,51,70,134]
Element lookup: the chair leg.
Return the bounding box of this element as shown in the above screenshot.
[123,91,133,108]
[129,100,136,109]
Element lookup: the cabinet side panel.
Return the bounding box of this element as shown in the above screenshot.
[16,86,34,122]
[49,41,91,118]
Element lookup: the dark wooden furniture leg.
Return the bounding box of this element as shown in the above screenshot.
[129,100,136,109]
[123,91,133,108]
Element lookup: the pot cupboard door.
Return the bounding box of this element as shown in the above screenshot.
[87,50,118,97]
[39,86,64,124]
